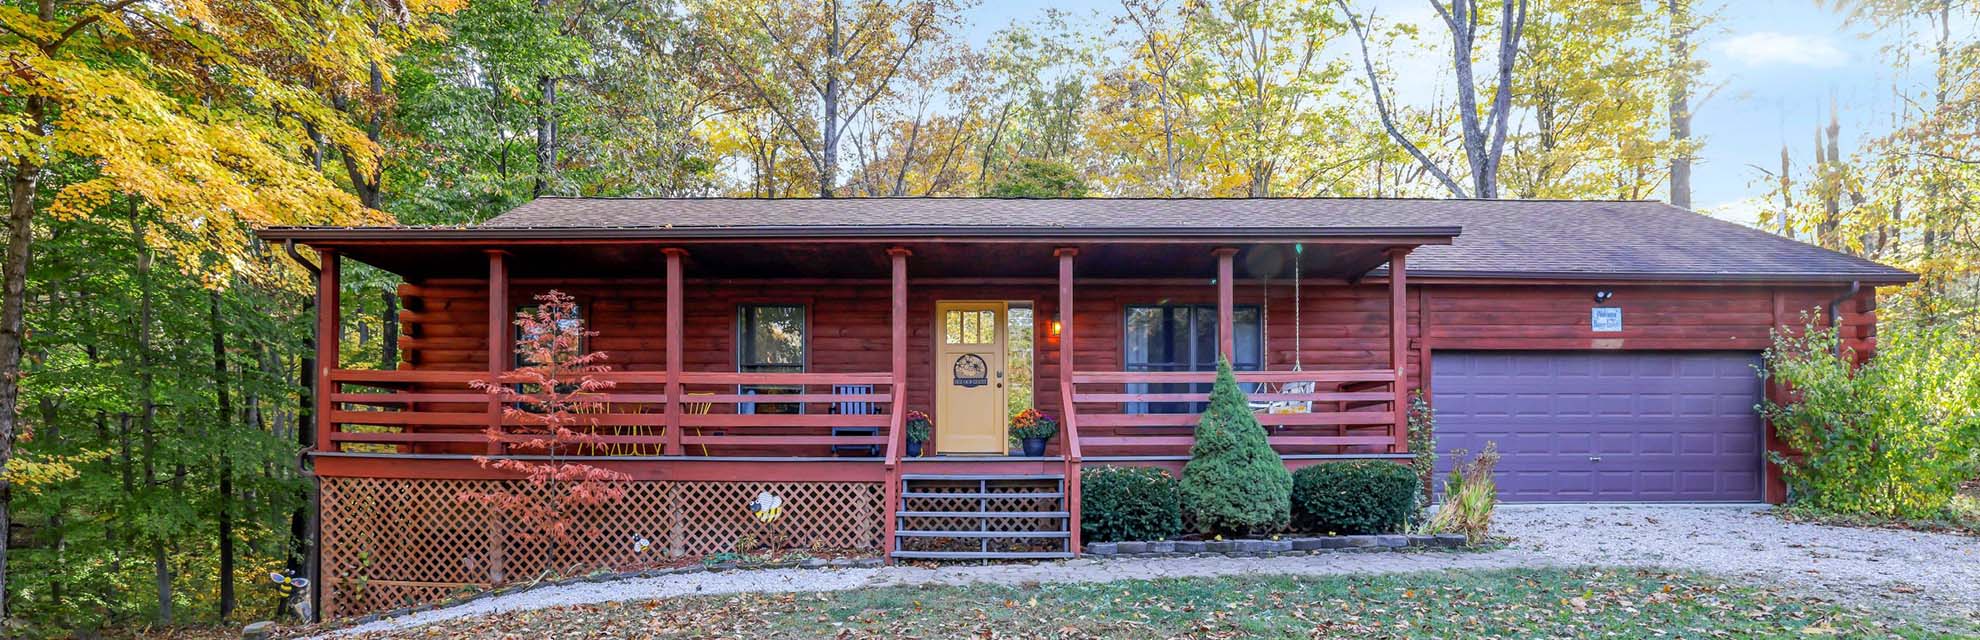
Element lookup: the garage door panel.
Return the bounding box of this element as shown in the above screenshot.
[1434,351,1763,503]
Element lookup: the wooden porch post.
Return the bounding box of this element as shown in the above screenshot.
[485,250,509,456]
[1213,248,1238,363]
[884,247,909,560]
[663,248,687,456]
[1387,249,1408,453]
[1055,247,1080,555]
[888,248,910,420]
[1055,248,1078,407]
[315,248,340,453]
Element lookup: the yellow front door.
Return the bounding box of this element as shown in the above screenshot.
[934,301,1007,454]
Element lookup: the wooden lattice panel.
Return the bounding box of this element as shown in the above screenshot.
[319,477,883,618]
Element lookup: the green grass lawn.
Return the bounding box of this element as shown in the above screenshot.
[352,567,1972,639]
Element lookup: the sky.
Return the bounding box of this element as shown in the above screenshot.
[959,0,1952,227]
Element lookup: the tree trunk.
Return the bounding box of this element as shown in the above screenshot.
[134,216,173,624]
[1666,0,1693,209]
[383,288,399,369]
[533,0,559,197]
[818,0,843,198]
[0,90,47,623]
[212,291,237,618]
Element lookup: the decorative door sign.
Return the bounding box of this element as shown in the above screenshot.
[952,353,989,387]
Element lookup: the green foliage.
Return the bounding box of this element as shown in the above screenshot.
[905,411,932,444]
[1406,390,1437,521]
[1008,408,1058,441]
[1179,358,1291,536]
[986,159,1089,198]
[1079,465,1184,543]
[1425,444,1500,544]
[1289,462,1417,535]
[1762,323,1980,520]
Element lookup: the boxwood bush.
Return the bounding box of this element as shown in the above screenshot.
[1290,461,1418,535]
[1080,465,1183,543]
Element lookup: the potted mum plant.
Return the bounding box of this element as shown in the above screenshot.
[1009,408,1059,457]
[904,410,932,457]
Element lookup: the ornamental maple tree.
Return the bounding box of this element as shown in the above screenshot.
[461,291,631,551]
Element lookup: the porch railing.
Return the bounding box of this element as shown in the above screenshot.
[323,368,896,457]
[1065,369,1399,457]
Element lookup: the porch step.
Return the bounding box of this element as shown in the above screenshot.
[890,551,1073,560]
[894,530,1070,539]
[896,511,1069,519]
[891,471,1075,561]
[901,491,1063,499]
[899,473,1063,481]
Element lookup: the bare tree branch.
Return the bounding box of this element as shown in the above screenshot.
[1339,0,1469,197]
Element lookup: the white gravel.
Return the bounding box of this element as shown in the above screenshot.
[326,504,1980,637]
[1494,503,1980,615]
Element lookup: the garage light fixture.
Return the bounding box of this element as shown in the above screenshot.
[1593,290,1615,304]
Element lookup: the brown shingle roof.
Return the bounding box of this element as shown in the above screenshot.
[467,197,1911,284]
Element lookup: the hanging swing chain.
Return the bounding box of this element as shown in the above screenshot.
[1292,243,1302,371]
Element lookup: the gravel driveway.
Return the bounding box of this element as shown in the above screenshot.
[1495,504,1980,616]
[329,504,1979,637]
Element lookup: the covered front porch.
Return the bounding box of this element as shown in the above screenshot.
[292,227,1448,614]
[308,234,1437,465]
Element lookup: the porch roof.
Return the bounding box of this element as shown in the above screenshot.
[257,197,1916,285]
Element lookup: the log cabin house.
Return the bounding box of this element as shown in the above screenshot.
[258,197,1914,617]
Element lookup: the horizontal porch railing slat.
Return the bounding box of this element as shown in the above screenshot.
[1070,391,1395,404]
[1077,435,1394,448]
[1077,414,1401,427]
[680,414,890,428]
[678,372,893,385]
[681,393,893,404]
[681,435,887,446]
[1070,369,1394,384]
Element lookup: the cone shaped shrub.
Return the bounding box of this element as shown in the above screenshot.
[1180,358,1292,536]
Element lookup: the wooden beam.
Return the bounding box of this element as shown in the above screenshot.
[315,248,340,453]
[1055,248,1078,400]
[884,246,909,564]
[1388,249,1408,454]
[1054,247,1080,556]
[664,248,686,456]
[486,250,509,456]
[1214,248,1237,363]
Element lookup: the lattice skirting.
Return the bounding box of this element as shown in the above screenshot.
[318,477,884,618]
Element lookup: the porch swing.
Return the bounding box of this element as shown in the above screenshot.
[1249,244,1315,416]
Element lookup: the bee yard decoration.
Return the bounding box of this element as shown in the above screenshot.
[748,491,783,523]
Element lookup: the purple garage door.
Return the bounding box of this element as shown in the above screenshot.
[1431,351,1764,503]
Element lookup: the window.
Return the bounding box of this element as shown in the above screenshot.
[513,302,586,369]
[738,304,806,414]
[1006,304,1034,416]
[1123,304,1261,413]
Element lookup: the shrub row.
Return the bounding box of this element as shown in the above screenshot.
[1080,461,1416,542]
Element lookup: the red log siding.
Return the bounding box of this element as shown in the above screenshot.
[389,277,1876,497]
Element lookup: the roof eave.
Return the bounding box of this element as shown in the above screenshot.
[254,225,1463,244]
[1405,269,1919,286]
